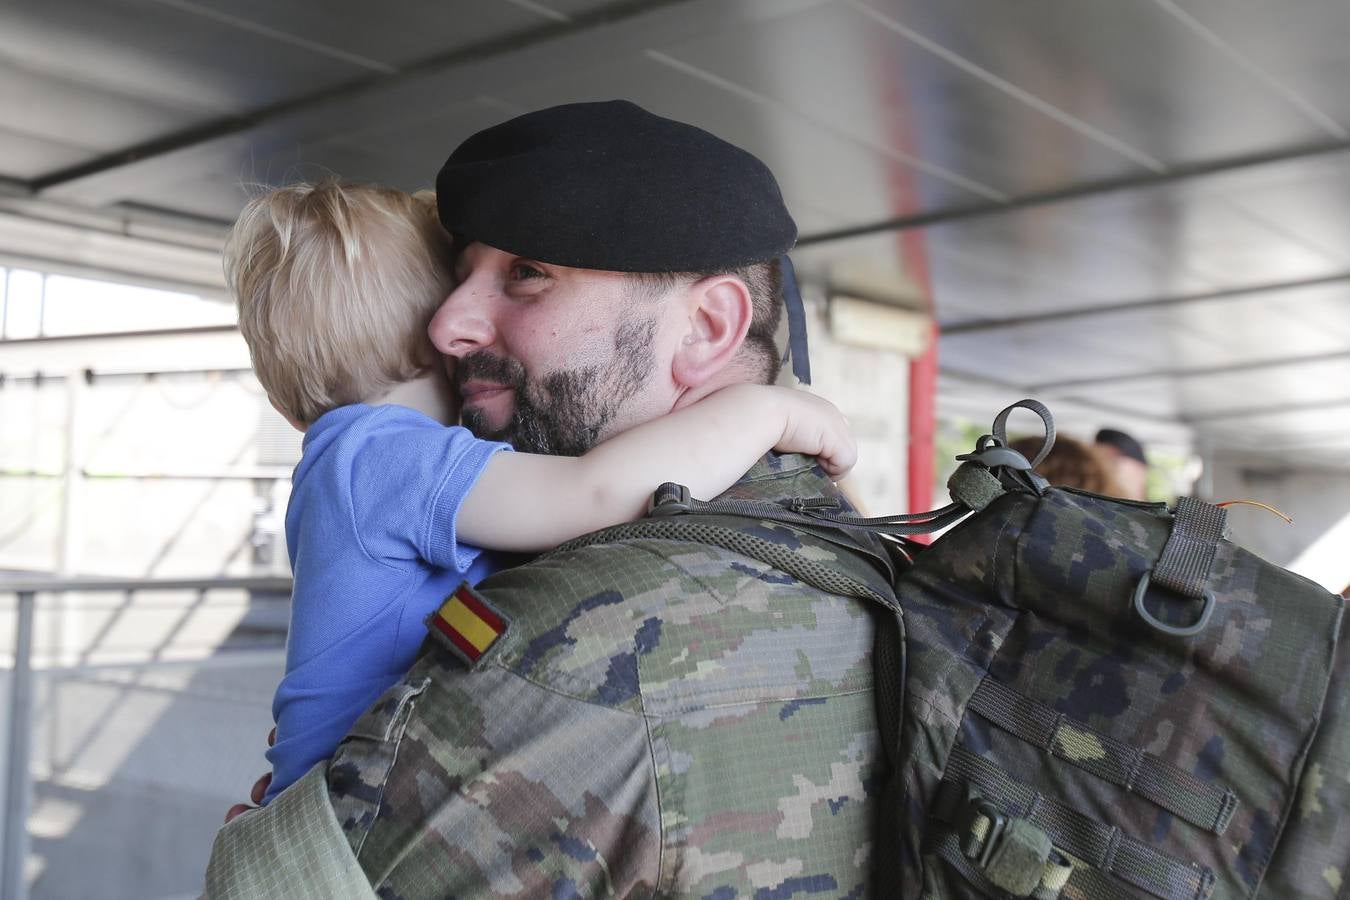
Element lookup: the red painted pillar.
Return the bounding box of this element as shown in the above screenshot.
[871,32,940,522]
[907,323,938,517]
[896,227,938,523]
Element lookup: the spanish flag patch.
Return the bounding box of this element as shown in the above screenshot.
[426,583,510,668]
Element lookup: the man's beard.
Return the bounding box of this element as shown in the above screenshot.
[455,316,658,455]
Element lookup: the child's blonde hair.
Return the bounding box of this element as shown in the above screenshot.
[225,181,454,424]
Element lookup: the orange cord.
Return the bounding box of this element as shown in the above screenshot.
[1215,499,1294,525]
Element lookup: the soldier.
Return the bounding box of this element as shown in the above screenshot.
[206,100,887,898]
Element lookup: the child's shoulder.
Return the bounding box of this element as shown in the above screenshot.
[310,403,462,440]
[298,404,474,467]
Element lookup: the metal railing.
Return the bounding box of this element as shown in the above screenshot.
[0,575,291,900]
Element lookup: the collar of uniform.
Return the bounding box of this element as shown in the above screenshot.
[718,452,837,505]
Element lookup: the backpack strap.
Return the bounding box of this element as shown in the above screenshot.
[552,516,899,612]
[1134,497,1228,638]
[549,509,909,888]
[935,747,1216,900]
[968,678,1238,835]
[1154,497,1228,598]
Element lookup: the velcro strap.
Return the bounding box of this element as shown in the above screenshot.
[932,781,1071,898]
[946,461,1007,512]
[969,677,1238,835]
[1154,497,1227,599]
[945,746,1215,900]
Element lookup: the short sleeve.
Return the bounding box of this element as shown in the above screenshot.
[345,409,510,572]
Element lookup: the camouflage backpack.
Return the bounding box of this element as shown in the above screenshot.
[633,399,1348,899]
[879,401,1349,899]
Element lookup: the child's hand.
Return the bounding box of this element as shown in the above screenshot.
[771,387,858,478]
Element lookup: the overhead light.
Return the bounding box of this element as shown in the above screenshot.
[828,294,933,358]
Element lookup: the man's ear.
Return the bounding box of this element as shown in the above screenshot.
[670,275,753,390]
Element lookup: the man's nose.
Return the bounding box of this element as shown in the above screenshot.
[428,282,496,358]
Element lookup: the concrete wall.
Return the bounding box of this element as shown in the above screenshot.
[798,284,912,513]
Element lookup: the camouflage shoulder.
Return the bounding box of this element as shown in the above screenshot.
[466,538,718,712]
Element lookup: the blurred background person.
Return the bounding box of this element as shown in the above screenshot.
[1010,434,1123,496]
[1095,427,1150,501]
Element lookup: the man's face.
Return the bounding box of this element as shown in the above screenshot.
[428,243,680,455]
[1098,446,1150,501]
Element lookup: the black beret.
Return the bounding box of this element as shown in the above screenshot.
[435,100,797,272]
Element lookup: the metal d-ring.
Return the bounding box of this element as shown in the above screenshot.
[1132,571,1215,637]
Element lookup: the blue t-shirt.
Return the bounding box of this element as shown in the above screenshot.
[263,403,510,802]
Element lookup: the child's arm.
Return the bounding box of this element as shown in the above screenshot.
[457,384,855,552]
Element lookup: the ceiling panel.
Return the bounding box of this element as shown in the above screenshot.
[1169,0,1350,134]
[165,0,576,71]
[657,1,1159,201]
[853,0,1339,166]
[941,282,1350,383]
[3,0,1349,468]
[922,208,1219,320]
[0,128,92,182]
[1074,357,1350,422]
[0,0,372,116]
[0,60,197,161]
[488,51,945,229]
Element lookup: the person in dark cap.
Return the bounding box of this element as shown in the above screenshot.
[206,101,883,898]
[1095,427,1150,500]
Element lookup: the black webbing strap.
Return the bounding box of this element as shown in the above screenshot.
[929,829,1082,900]
[552,518,896,609]
[665,491,972,537]
[930,828,1144,900]
[969,678,1238,835]
[1154,497,1227,599]
[929,780,1074,898]
[944,746,1215,900]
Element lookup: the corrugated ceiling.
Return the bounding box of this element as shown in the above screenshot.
[2,0,1348,463]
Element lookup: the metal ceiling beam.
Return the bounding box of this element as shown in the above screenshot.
[28,0,697,192]
[939,366,1183,426]
[1029,349,1350,392]
[938,271,1350,336]
[1183,396,1350,424]
[0,325,236,346]
[795,137,1350,248]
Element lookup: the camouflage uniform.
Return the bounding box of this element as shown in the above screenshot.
[325,453,885,898]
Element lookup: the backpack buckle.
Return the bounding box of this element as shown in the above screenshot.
[648,482,692,517]
[958,798,1009,869]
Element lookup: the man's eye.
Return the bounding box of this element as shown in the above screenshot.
[509,263,546,281]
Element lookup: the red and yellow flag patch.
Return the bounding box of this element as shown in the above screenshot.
[426,583,510,667]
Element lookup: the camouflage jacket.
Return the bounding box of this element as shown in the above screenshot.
[325,453,886,898]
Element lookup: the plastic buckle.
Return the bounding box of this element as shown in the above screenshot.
[788,496,839,514]
[958,798,1009,869]
[955,434,1034,472]
[648,482,692,517]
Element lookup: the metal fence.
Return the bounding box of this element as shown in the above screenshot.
[0,576,291,900]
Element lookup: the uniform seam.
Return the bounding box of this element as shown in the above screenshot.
[495,658,873,717]
[641,702,670,892]
[643,685,874,718]
[738,458,817,482]
[490,660,648,716]
[634,612,666,890]
[625,539,732,606]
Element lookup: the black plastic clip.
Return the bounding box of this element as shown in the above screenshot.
[956,434,1035,472]
[648,482,693,517]
[959,798,1010,869]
